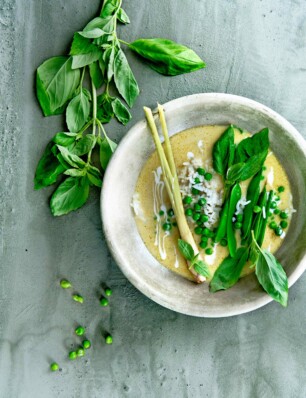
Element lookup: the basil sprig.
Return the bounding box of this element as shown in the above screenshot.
[178,239,210,278]
[35,0,205,216]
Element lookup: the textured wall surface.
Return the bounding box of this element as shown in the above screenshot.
[0,1,306,397]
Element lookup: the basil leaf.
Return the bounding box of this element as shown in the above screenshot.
[66,89,90,133]
[100,0,121,17]
[178,239,194,261]
[64,168,87,177]
[34,142,65,190]
[111,98,132,125]
[129,38,205,76]
[97,93,113,123]
[106,46,116,82]
[235,128,269,163]
[50,176,90,216]
[72,135,96,156]
[70,33,96,55]
[87,165,102,188]
[81,16,115,38]
[193,260,210,278]
[114,49,139,107]
[79,29,105,39]
[227,155,265,184]
[72,51,101,69]
[89,61,104,89]
[117,8,130,24]
[36,56,80,116]
[210,247,249,292]
[56,145,86,168]
[226,162,245,185]
[99,136,117,169]
[255,249,288,307]
[53,132,77,146]
[213,125,235,178]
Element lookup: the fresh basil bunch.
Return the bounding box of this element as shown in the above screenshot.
[34,0,205,216]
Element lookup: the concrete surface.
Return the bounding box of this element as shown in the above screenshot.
[0,0,306,397]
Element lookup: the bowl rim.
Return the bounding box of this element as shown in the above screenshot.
[101,93,306,317]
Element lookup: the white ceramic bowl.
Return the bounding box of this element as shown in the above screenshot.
[101,93,306,317]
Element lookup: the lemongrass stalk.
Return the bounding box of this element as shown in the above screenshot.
[144,106,206,283]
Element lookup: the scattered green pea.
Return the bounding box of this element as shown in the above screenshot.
[198,198,206,206]
[204,173,213,181]
[100,297,109,306]
[274,195,280,201]
[197,167,205,175]
[208,230,215,238]
[253,206,261,213]
[200,214,209,222]
[183,196,192,205]
[83,340,91,349]
[76,348,85,357]
[269,221,277,230]
[60,279,71,289]
[159,210,164,216]
[50,363,59,372]
[201,236,208,243]
[194,177,200,184]
[194,204,201,212]
[274,208,280,215]
[185,208,193,217]
[263,165,267,170]
[236,214,243,222]
[205,248,214,255]
[192,187,200,195]
[275,227,283,236]
[192,213,201,221]
[194,227,203,235]
[167,209,174,217]
[280,220,288,229]
[278,186,285,193]
[202,228,210,237]
[260,175,265,180]
[162,223,172,231]
[270,202,277,209]
[200,241,207,249]
[75,326,85,336]
[234,222,242,229]
[220,239,227,247]
[69,351,77,360]
[105,335,113,345]
[72,294,84,304]
[280,211,288,219]
[105,288,113,297]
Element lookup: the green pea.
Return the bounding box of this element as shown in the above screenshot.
[75,326,85,336]
[274,208,280,215]
[280,211,288,219]
[194,177,200,184]
[208,230,215,238]
[172,222,177,227]
[200,241,207,249]
[192,213,201,221]
[278,186,285,193]
[82,340,91,349]
[236,214,243,222]
[100,297,109,306]
[205,248,214,255]
[269,221,277,230]
[280,220,288,229]
[183,196,192,205]
[201,236,208,243]
[69,351,77,360]
[105,288,113,297]
[194,204,201,212]
[105,335,113,345]
[72,294,84,304]
[200,214,209,222]
[204,173,213,181]
[50,363,59,372]
[202,228,210,237]
[196,219,203,226]
[197,167,205,175]
[260,175,265,180]
[185,208,193,217]
[162,223,172,231]
[60,279,71,289]
[76,348,85,357]
[194,227,203,235]
[220,239,227,247]
[198,198,207,206]
[167,209,174,217]
[234,222,242,229]
[263,165,267,170]
[253,206,261,213]
[159,210,164,216]
[274,195,280,201]
[192,187,200,195]
[275,227,283,236]
[270,202,277,209]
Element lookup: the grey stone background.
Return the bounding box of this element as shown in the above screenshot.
[0,0,306,397]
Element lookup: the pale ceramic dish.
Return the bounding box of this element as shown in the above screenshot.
[101,93,306,317]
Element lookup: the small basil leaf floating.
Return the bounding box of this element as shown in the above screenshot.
[114,49,139,107]
[99,136,117,170]
[56,145,86,169]
[255,248,288,307]
[89,61,104,89]
[178,239,194,261]
[100,0,121,18]
[117,8,130,24]
[235,128,269,163]
[36,56,80,116]
[210,247,249,292]
[72,135,96,156]
[34,142,66,190]
[66,89,91,133]
[97,93,113,123]
[50,176,90,216]
[53,132,77,147]
[226,163,245,185]
[129,38,205,76]
[111,98,132,125]
[213,125,235,179]
[87,165,103,187]
[193,260,210,278]
[106,46,116,82]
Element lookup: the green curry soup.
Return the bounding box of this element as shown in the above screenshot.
[133,125,292,281]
